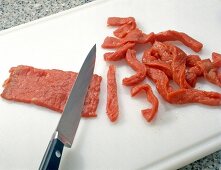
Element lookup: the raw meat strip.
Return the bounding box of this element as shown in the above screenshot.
[106,65,119,122]
[104,42,135,61]
[123,49,146,86]
[131,84,159,122]
[155,30,203,52]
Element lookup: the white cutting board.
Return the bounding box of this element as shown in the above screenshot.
[0,0,220,169]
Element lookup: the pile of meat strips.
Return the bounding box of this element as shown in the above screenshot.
[103,17,221,122]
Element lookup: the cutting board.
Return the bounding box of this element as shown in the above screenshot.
[0,0,220,169]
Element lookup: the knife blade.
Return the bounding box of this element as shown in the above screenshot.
[39,44,96,170]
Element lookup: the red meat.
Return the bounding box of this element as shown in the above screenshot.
[186,55,201,67]
[1,65,102,117]
[146,67,221,106]
[113,22,137,38]
[104,42,135,61]
[155,30,203,52]
[102,36,122,49]
[170,44,192,89]
[168,89,221,106]
[185,65,203,87]
[123,49,147,86]
[198,59,221,87]
[185,55,203,87]
[121,29,154,44]
[107,65,119,122]
[212,52,221,67]
[146,67,173,101]
[131,84,159,122]
[143,41,191,88]
[107,17,135,26]
[142,47,173,78]
[102,29,154,49]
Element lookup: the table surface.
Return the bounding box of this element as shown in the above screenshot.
[0,0,220,169]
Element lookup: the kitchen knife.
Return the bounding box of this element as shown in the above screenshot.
[39,44,96,170]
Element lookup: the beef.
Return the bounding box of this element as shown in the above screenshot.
[1,65,102,117]
[106,65,119,122]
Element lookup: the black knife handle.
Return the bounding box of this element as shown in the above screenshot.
[39,137,64,170]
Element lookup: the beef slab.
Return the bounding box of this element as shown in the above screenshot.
[1,65,102,117]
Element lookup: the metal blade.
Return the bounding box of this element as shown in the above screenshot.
[56,44,96,147]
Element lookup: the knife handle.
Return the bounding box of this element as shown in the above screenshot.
[39,136,64,170]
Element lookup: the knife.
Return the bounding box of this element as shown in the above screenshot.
[39,44,96,170]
